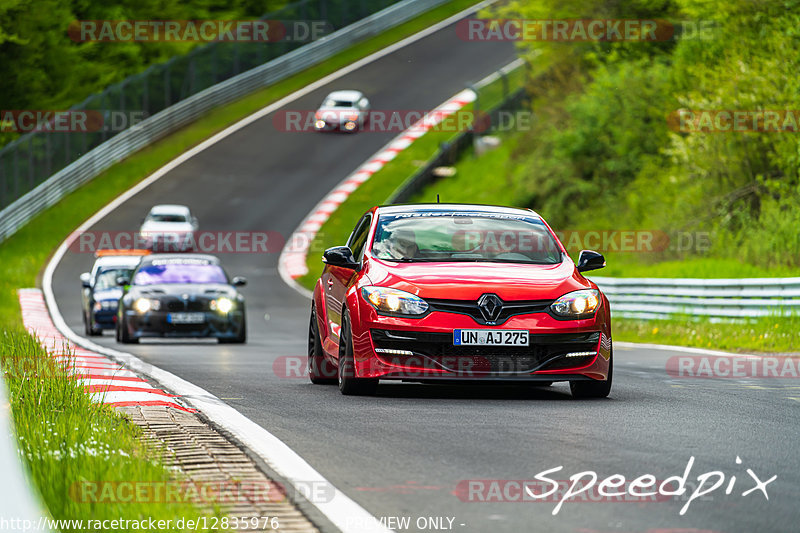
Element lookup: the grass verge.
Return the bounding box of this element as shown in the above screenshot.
[1,329,217,528]
[612,315,800,354]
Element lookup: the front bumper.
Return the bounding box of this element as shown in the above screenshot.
[91,309,117,330]
[352,311,611,382]
[122,310,244,339]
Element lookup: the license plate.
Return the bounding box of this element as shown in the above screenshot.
[454,329,529,346]
[167,312,205,324]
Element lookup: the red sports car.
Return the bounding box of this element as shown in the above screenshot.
[308,204,612,398]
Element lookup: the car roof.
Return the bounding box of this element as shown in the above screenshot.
[148,204,191,215]
[139,253,220,265]
[375,203,542,218]
[92,255,144,269]
[324,90,364,101]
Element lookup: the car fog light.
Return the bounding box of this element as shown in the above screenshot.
[565,351,597,358]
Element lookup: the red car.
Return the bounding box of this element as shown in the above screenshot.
[308,204,612,398]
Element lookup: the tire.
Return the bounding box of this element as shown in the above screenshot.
[308,306,336,384]
[87,313,102,336]
[117,315,138,344]
[338,311,378,396]
[570,349,612,399]
[220,314,247,344]
[529,381,553,387]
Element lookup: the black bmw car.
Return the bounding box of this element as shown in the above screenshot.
[116,254,247,343]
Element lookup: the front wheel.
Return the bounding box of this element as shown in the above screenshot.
[117,315,138,344]
[219,314,247,344]
[308,306,336,384]
[338,311,377,396]
[570,349,612,399]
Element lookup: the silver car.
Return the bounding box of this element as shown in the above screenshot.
[314,90,370,132]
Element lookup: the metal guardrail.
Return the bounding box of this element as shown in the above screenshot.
[0,375,52,530]
[0,0,450,243]
[590,276,800,319]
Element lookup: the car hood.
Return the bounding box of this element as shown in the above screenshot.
[365,257,592,301]
[139,221,194,233]
[126,283,237,299]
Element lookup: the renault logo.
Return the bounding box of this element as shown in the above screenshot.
[477,294,503,323]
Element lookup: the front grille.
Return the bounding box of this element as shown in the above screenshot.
[163,297,211,312]
[371,329,599,374]
[427,298,553,325]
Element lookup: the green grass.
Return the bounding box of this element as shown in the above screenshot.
[0,2,487,524]
[1,329,218,529]
[613,315,800,354]
[298,65,526,288]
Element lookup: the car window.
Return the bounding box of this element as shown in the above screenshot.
[347,214,372,261]
[133,263,227,285]
[324,99,355,107]
[94,268,132,290]
[371,212,562,264]
[147,213,187,223]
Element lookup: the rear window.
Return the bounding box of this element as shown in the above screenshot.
[147,213,187,223]
[371,211,562,264]
[323,99,355,107]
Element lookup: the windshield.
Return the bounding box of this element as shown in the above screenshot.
[371,212,563,264]
[323,98,355,108]
[132,262,227,285]
[94,268,133,291]
[146,213,188,223]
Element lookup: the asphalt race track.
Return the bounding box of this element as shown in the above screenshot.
[50,13,800,533]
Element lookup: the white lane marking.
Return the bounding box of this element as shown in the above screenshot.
[38,3,507,532]
[616,341,761,357]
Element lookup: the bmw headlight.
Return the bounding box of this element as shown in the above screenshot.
[362,287,428,316]
[211,297,234,314]
[550,289,600,318]
[133,298,160,313]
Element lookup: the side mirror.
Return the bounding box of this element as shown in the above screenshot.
[80,272,91,288]
[577,250,606,273]
[323,246,360,270]
[116,275,131,287]
[232,276,247,287]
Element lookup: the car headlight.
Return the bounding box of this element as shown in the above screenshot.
[550,289,600,318]
[362,286,428,316]
[211,297,234,314]
[133,298,160,313]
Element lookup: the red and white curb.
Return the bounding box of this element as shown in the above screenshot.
[18,289,195,413]
[278,88,477,285]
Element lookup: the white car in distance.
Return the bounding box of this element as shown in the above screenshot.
[139,204,198,252]
[314,90,370,132]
